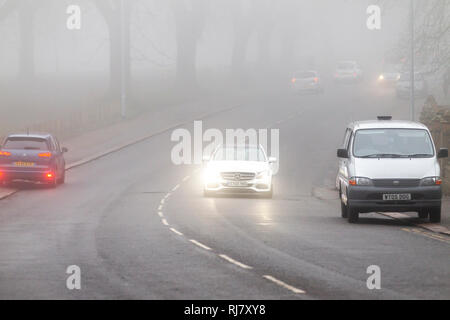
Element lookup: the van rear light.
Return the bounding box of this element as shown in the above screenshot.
[291,78,296,83]
[314,77,319,83]
[46,172,54,179]
[0,151,11,156]
[38,152,52,158]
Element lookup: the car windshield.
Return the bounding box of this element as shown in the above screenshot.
[213,146,267,162]
[295,71,316,78]
[3,137,49,150]
[337,62,355,69]
[353,129,434,158]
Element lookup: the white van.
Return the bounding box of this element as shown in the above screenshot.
[337,116,448,223]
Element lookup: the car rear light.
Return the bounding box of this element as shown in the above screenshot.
[314,77,318,83]
[291,78,296,83]
[38,152,52,157]
[353,72,357,77]
[0,151,11,156]
[46,172,54,179]
[349,179,357,185]
[436,178,442,185]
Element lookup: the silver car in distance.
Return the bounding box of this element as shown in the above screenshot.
[203,144,276,198]
[337,116,448,223]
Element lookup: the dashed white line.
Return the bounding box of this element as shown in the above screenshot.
[164,193,171,199]
[169,228,183,236]
[263,275,305,294]
[189,239,212,251]
[157,211,163,218]
[158,205,163,210]
[161,218,169,226]
[182,176,190,182]
[172,184,180,192]
[219,254,253,270]
[160,199,165,205]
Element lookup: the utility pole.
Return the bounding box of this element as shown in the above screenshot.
[410,0,415,121]
[120,0,126,118]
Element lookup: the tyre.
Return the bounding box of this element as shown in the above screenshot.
[429,207,441,223]
[418,209,428,219]
[340,190,348,218]
[58,171,65,185]
[347,206,359,223]
[263,185,273,199]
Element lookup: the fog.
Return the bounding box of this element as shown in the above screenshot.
[0,0,448,138]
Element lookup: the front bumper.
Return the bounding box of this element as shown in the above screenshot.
[347,185,441,213]
[204,178,272,194]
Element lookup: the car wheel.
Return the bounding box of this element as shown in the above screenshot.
[203,189,213,197]
[418,209,428,219]
[429,207,441,223]
[263,185,273,199]
[340,190,348,218]
[58,171,65,184]
[347,206,359,223]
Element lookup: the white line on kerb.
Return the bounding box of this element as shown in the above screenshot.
[172,184,180,191]
[263,275,305,294]
[158,211,163,218]
[161,218,169,226]
[189,239,212,251]
[219,254,253,270]
[169,228,183,236]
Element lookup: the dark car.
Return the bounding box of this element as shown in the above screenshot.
[0,133,68,187]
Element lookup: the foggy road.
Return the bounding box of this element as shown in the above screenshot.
[0,81,448,300]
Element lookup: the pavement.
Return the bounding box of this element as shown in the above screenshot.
[0,81,449,299]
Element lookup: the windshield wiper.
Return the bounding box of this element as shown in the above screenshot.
[360,153,404,158]
[405,153,432,158]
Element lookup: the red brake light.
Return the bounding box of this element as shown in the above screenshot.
[291,78,296,83]
[46,173,53,179]
[314,77,319,83]
[38,152,52,158]
[0,151,11,156]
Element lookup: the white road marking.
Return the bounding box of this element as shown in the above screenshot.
[158,211,163,218]
[161,218,169,226]
[190,239,212,251]
[160,199,165,205]
[182,176,190,182]
[172,184,180,192]
[164,193,171,199]
[219,254,253,270]
[158,205,163,210]
[263,275,305,294]
[170,228,183,236]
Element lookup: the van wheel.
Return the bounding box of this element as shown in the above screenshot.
[418,209,428,219]
[429,207,441,223]
[340,190,348,218]
[347,206,359,223]
[58,171,65,185]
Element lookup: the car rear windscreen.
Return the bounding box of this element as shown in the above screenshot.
[3,137,49,150]
[337,62,355,70]
[295,72,316,78]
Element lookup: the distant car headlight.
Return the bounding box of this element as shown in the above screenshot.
[204,168,221,182]
[256,170,270,179]
[378,74,384,80]
[349,177,373,186]
[420,176,442,186]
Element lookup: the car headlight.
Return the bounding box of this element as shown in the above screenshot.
[420,176,442,186]
[349,177,373,186]
[378,74,384,80]
[256,170,270,179]
[204,168,221,182]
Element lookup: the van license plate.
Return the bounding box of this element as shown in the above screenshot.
[228,181,248,187]
[383,194,411,201]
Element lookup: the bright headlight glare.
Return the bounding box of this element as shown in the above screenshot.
[378,74,384,80]
[204,169,220,182]
[349,177,373,186]
[420,176,442,186]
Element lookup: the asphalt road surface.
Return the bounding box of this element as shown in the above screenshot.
[0,81,449,299]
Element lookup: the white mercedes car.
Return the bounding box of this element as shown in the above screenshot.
[203,144,276,198]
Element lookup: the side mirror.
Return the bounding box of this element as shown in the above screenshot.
[337,148,349,158]
[62,147,68,153]
[268,157,277,163]
[437,148,448,158]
